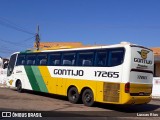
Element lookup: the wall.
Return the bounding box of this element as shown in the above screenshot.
[0,68,7,84]
[152,77,160,98]
[153,62,160,98]
[155,62,160,77]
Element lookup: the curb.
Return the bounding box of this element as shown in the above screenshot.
[152,96,160,100]
[0,84,9,88]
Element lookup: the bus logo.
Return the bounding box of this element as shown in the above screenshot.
[138,49,149,59]
[9,80,13,85]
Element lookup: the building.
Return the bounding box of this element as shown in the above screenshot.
[0,57,9,86]
[151,48,160,98]
[151,48,160,77]
[34,42,84,49]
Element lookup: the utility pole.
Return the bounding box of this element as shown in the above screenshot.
[35,25,40,50]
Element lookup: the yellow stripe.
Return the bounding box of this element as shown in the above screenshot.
[38,66,56,93]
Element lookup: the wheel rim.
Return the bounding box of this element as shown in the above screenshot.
[68,87,80,103]
[85,92,92,103]
[71,91,77,100]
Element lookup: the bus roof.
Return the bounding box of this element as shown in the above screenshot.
[20,42,130,53]
[12,42,151,55]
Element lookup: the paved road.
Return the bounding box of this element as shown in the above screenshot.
[0,87,159,119]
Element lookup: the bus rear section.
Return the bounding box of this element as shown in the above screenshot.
[121,45,154,104]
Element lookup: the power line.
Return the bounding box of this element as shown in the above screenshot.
[0,21,35,35]
[0,17,35,35]
[23,35,35,42]
[0,36,35,47]
[0,38,26,47]
[0,41,17,52]
[18,35,35,44]
[0,18,38,55]
[0,49,13,54]
[0,45,17,52]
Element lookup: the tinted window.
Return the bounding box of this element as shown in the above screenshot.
[37,54,47,65]
[7,54,17,76]
[108,48,124,67]
[62,53,76,66]
[95,51,107,66]
[77,52,94,66]
[16,55,25,65]
[48,53,61,66]
[26,55,36,65]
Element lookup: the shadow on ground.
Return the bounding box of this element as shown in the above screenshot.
[94,102,160,113]
[12,89,160,114]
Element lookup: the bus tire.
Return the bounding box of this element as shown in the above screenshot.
[67,87,80,104]
[82,89,94,107]
[16,80,23,93]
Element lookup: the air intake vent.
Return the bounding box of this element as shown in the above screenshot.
[103,82,120,102]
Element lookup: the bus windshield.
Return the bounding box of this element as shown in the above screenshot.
[7,54,17,76]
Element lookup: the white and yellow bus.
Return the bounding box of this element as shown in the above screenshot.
[7,42,154,106]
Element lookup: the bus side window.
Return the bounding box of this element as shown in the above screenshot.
[26,55,36,65]
[62,53,76,66]
[82,60,91,66]
[77,52,94,66]
[16,55,26,66]
[37,54,47,66]
[108,48,124,67]
[48,53,61,66]
[95,51,107,67]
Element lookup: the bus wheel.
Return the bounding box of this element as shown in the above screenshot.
[17,80,23,93]
[82,89,94,107]
[67,87,80,104]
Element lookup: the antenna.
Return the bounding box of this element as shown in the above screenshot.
[35,25,40,50]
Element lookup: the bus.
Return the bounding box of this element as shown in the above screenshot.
[7,42,154,106]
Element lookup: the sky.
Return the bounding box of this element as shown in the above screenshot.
[0,0,160,57]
